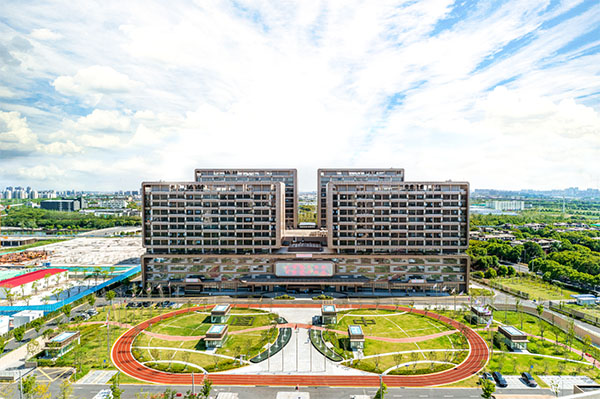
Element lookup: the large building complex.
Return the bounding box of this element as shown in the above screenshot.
[141,168,469,295]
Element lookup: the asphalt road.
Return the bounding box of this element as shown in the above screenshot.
[2,382,558,399]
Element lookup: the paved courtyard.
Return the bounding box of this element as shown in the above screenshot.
[31,237,143,266]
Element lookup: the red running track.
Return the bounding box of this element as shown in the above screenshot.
[111,304,489,387]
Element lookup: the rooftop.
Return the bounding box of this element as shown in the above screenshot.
[348,325,363,335]
[572,294,596,300]
[207,324,227,334]
[0,268,66,288]
[212,304,230,313]
[51,331,77,343]
[500,325,526,337]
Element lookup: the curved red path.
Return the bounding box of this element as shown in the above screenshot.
[111,304,489,387]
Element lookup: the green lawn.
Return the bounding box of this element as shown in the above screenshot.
[40,324,127,380]
[332,309,451,340]
[492,277,579,300]
[347,349,469,375]
[322,309,468,369]
[131,307,279,373]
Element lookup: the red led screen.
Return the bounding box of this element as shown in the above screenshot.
[275,262,334,277]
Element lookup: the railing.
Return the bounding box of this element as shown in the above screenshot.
[549,301,600,329]
[0,266,141,315]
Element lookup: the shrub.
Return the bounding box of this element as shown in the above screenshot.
[472,271,484,279]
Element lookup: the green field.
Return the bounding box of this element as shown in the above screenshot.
[331,309,452,339]
[38,324,127,380]
[322,309,468,373]
[131,307,279,373]
[491,277,579,300]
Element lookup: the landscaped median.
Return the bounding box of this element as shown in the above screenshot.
[309,328,343,362]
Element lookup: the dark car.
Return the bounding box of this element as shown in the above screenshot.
[142,301,153,308]
[492,371,507,388]
[521,372,537,387]
[479,372,494,384]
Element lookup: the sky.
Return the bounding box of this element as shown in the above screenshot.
[0,0,599,192]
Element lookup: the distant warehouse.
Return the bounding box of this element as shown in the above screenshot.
[40,198,86,212]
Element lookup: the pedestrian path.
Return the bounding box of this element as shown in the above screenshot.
[76,369,118,385]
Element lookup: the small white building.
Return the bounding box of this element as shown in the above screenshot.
[0,315,10,335]
[12,310,44,328]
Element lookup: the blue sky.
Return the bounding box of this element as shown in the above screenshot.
[0,0,598,191]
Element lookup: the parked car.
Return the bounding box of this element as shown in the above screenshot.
[492,371,507,388]
[479,372,494,384]
[521,372,538,387]
[141,301,153,308]
[86,309,98,316]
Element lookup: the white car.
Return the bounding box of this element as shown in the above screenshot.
[92,389,113,399]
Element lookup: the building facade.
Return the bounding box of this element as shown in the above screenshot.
[142,181,285,255]
[195,169,297,228]
[141,168,469,295]
[317,169,405,228]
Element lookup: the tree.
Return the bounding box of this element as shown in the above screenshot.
[393,353,403,371]
[536,304,546,338]
[507,265,516,276]
[13,326,24,342]
[32,382,51,399]
[88,294,96,308]
[0,336,5,354]
[200,378,213,399]
[374,382,387,399]
[480,378,496,399]
[515,298,523,330]
[26,340,40,360]
[106,290,116,305]
[110,373,124,399]
[57,378,73,399]
[484,268,497,279]
[163,387,178,399]
[21,374,36,399]
[62,304,72,319]
[3,288,15,306]
[582,335,592,360]
[497,265,508,277]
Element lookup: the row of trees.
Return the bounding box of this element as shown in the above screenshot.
[3,207,140,230]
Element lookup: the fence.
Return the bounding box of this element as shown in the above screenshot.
[0,266,140,315]
[486,279,530,300]
[549,301,600,329]
[493,302,600,347]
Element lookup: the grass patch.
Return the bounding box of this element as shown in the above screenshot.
[0,239,67,254]
[491,277,579,300]
[39,324,127,380]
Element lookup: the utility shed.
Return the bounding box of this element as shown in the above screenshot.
[348,325,364,350]
[211,304,231,323]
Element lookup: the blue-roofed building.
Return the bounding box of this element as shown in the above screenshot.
[348,324,364,350]
[498,325,528,351]
[205,324,229,348]
[571,294,597,306]
[321,305,337,324]
[470,305,492,325]
[43,331,80,359]
[211,304,231,323]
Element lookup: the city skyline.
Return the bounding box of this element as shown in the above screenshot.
[1,1,599,192]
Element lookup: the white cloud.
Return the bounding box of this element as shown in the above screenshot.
[0,111,38,155]
[30,28,62,41]
[52,66,140,102]
[0,1,599,190]
[0,111,81,157]
[70,109,131,132]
